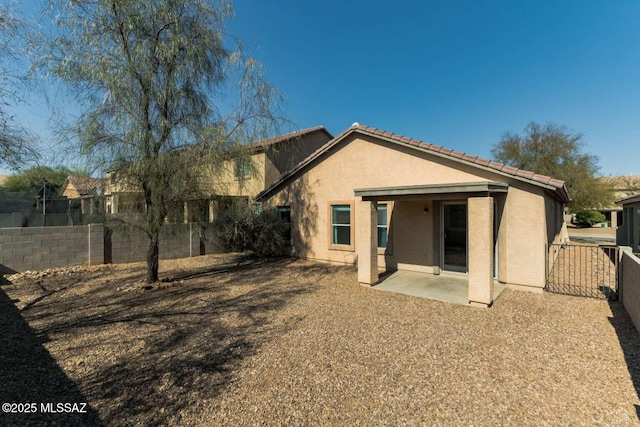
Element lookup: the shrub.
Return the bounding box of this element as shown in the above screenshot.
[213,205,255,252]
[251,208,288,259]
[213,205,287,259]
[574,210,606,227]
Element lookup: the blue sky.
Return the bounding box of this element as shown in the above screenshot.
[3,0,640,176]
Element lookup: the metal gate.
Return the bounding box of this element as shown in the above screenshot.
[546,243,619,300]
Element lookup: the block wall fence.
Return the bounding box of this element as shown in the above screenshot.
[620,248,640,334]
[0,224,224,273]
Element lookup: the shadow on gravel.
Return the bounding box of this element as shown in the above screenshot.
[17,259,328,426]
[0,285,103,427]
[608,300,640,421]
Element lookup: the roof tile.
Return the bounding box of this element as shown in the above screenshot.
[474,157,491,167]
[516,170,535,179]
[256,122,569,203]
[501,165,519,175]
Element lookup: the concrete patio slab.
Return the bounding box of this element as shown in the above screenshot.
[373,270,506,306]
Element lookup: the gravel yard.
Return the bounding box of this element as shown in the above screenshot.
[1,254,639,426]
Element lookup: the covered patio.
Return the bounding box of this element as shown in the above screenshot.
[355,181,509,308]
[374,270,507,306]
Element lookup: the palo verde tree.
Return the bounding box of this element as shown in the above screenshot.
[45,0,282,283]
[0,2,38,170]
[492,121,613,212]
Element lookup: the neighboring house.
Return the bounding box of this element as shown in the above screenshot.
[60,176,108,215]
[597,175,640,227]
[616,194,640,252]
[256,123,570,307]
[104,126,333,221]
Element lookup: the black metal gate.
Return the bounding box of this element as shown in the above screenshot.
[546,243,619,300]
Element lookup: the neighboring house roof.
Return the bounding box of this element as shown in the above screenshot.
[105,126,333,172]
[255,123,570,203]
[61,176,108,197]
[248,126,333,151]
[616,193,640,205]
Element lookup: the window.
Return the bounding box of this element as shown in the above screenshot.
[277,206,291,243]
[331,204,351,246]
[235,158,251,179]
[377,204,388,248]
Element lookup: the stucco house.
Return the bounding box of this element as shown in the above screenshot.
[60,176,108,215]
[256,123,570,307]
[104,126,333,219]
[596,175,640,228]
[616,194,640,252]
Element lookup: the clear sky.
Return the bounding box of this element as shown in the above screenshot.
[3,0,640,176]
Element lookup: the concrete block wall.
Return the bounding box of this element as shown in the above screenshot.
[0,226,93,272]
[108,224,195,264]
[0,223,226,273]
[620,248,640,334]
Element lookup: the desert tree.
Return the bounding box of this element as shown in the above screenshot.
[492,121,613,212]
[0,2,38,170]
[44,0,283,282]
[0,165,87,197]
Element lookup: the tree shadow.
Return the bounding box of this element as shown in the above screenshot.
[607,300,640,421]
[274,174,318,259]
[0,263,16,286]
[0,285,103,426]
[11,259,329,425]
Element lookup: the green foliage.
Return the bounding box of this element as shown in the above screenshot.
[1,165,86,197]
[574,210,607,228]
[492,122,613,212]
[213,205,287,259]
[43,0,283,282]
[0,3,38,170]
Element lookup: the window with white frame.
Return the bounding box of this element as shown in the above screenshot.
[377,204,388,248]
[331,204,351,246]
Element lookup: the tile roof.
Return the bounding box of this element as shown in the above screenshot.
[255,123,570,203]
[616,193,640,205]
[64,176,107,196]
[248,126,333,150]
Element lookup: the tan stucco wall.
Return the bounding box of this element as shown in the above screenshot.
[212,152,267,199]
[61,185,81,199]
[621,249,640,334]
[266,133,566,291]
[500,184,547,289]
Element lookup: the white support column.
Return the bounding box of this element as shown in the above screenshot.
[468,196,494,307]
[356,199,378,285]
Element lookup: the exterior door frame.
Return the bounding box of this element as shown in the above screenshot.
[441,201,468,273]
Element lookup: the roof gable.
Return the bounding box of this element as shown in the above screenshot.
[616,193,640,205]
[248,126,333,151]
[255,123,570,203]
[62,176,107,196]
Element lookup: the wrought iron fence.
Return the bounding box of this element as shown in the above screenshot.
[546,243,618,300]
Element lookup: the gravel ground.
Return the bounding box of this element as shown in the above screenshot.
[1,254,639,426]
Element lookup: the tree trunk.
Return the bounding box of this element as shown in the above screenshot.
[146,234,159,283]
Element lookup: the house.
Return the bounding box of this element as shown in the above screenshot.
[256,123,570,307]
[60,176,108,215]
[596,175,640,227]
[616,194,640,252]
[104,126,333,220]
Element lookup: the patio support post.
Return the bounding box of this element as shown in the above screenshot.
[357,199,378,285]
[468,196,494,307]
